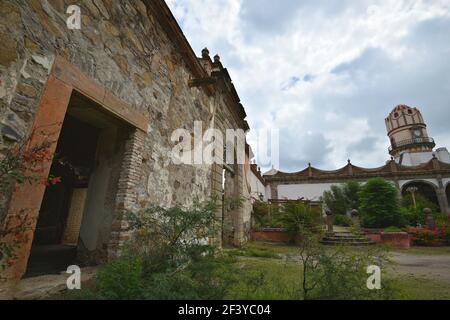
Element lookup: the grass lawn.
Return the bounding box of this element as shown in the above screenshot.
[225,257,302,299]
[390,275,450,300]
[55,241,449,300]
[226,241,450,300]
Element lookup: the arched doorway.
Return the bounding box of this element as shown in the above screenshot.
[401,181,440,211]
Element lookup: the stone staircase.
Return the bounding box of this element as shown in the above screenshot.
[320,231,376,246]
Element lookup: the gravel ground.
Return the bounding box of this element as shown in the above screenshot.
[388,250,450,282]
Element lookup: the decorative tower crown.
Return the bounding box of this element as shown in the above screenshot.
[385,105,435,158]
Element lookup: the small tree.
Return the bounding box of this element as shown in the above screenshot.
[358,178,403,228]
[344,181,361,211]
[321,181,361,215]
[279,202,323,238]
[74,199,243,300]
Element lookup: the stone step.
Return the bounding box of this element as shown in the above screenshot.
[321,232,375,246]
[326,232,365,237]
[320,240,376,246]
[322,237,370,242]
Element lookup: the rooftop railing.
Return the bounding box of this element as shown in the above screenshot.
[389,137,435,153]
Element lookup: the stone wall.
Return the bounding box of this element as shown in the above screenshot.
[0,0,221,212]
[0,0,252,289]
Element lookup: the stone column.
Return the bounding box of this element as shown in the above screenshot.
[350,209,360,231]
[269,182,279,200]
[325,210,334,234]
[424,208,436,230]
[209,163,224,248]
[436,178,450,215]
[62,188,88,246]
[233,164,245,247]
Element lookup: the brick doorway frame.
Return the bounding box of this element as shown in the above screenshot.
[2,56,147,289]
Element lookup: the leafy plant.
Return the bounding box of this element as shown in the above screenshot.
[321,181,361,216]
[278,202,323,237]
[400,193,440,227]
[73,199,247,300]
[359,178,404,228]
[251,201,286,229]
[384,226,403,233]
[293,232,398,300]
[334,214,354,227]
[226,246,281,259]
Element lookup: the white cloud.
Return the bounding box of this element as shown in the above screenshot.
[167,0,450,171]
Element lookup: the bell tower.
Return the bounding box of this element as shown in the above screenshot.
[385,104,435,165]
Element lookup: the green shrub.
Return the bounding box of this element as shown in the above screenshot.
[321,181,361,215]
[295,234,399,300]
[359,178,405,228]
[334,214,353,227]
[227,247,281,259]
[435,213,450,227]
[400,193,440,226]
[252,201,285,229]
[279,202,323,237]
[72,199,243,300]
[384,226,403,233]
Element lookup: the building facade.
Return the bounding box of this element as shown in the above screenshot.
[0,0,252,296]
[264,105,450,215]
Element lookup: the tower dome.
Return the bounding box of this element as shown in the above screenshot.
[385,105,435,164]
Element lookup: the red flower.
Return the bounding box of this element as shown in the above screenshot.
[50,176,62,185]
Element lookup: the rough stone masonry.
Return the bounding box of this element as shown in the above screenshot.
[0,0,252,296]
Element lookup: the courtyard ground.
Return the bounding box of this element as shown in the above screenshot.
[232,242,450,300]
[17,242,450,299]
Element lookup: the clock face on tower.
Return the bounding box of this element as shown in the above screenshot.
[413,128,422,138]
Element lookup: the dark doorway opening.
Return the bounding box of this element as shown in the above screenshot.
[25,115,100,277]
[446,184,450,209]
[25,91,130,277]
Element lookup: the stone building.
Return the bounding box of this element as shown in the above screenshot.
[0,0,252,296]
[264,105,450,215]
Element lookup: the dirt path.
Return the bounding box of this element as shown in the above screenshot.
[388,252,450,282]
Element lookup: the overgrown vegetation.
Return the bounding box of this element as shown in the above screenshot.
[0,138,56,274]
[400,193,443,227]
[384,226,403,233]
[69,199,402,300]
[334,214,354,227]
[321,181,361,216]
[292,232,399,300]
[72,199,244,300]
[226,246,281,259]
[252,200,280,229]
[278,202,323,237]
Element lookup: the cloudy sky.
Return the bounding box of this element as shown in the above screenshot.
[166,0,450,172]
